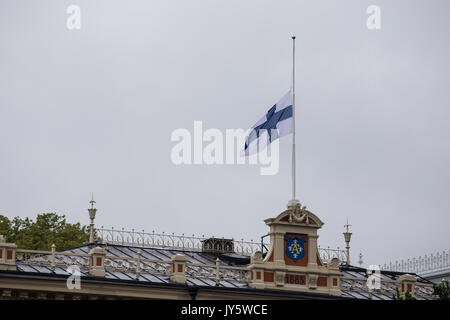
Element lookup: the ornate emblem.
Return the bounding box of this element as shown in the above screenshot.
[288,203,309,224]
[286,236,306,262]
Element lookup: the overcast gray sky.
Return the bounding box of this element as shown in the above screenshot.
[1,0,449,267]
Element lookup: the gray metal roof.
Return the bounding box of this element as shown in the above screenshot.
[14,243,434,300]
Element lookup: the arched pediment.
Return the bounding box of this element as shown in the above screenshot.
[264,206,324,228]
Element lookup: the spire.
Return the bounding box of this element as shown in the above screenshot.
[88,194,97,243]
[344,217,351,233]
[90,193,96,209]
[343,217,352,265]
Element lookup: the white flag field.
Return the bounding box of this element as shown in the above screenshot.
[243,91,293,156]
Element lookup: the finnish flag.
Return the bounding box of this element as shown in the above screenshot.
[244,91,293,156]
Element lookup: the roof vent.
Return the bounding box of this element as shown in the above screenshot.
[201,238,234,254]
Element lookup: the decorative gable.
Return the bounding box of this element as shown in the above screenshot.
[248,202,342,296]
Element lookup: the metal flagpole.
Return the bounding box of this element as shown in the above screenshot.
[290,36,298,206]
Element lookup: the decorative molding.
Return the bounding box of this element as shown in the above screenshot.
[288,204,310,224]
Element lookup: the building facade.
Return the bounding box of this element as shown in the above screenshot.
[0,202,435,300]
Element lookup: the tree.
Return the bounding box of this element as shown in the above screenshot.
[392,287,415,300]
[0,213,89,251]
[433,280,450,300]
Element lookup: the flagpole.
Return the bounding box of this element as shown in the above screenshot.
[290,36,299,207]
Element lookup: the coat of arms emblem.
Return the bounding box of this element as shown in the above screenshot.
[286,236,306,262]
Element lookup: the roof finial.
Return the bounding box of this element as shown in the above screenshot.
[344,216,352,233]
[90,193,96,209]
[343,217,352,265]
[88,194,97,243]
[358,251,364,267]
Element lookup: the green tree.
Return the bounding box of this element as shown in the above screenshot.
[0,213,89,251]
[0,215,12,238]
[432,280,450,300]
[392,287,415,300]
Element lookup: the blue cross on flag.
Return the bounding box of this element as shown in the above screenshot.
[244,91,293,156]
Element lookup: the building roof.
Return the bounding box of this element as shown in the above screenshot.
[11,243,434,300]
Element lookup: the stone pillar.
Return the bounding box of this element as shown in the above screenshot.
[89,247,107,277]
[248,251,265,289]
[0,235,17,271]
[307,234,318,269]
[307,274,318,289]
[135,250,141,279]
[274,271,286,287]
[170,254,187,284]
[398,274,416,298]
[272,232,285,265]
[326,258,342,296]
